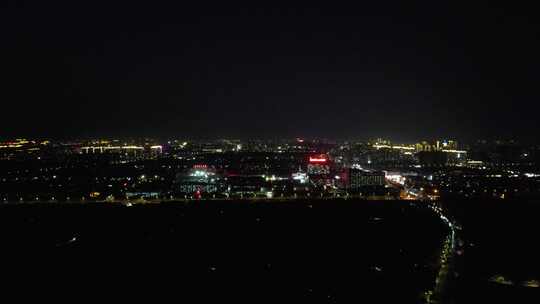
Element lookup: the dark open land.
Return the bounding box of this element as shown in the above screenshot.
[2,199,539,303]
[0,200,446,302]
[445,199,540,303]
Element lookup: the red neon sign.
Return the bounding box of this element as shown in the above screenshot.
[309,157,327,163]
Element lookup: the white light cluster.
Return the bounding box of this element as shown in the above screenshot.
[385,173,406,185]
[190,170,214,178]
[292,172,308,184]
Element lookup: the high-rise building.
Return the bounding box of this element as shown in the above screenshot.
[307,154,332,187]
[441,140,458,150]
[415,140,458,152]
[307,154,330,175]
[415,141,434,152]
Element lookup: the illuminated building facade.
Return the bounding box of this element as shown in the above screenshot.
[174,165,222,194]
[416,140,459,152]
[307,154,332,186]
[307,155,330,175]
[347,169,385,189]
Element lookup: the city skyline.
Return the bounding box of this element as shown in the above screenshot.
[0,137,535,149]
[3,2,540,302]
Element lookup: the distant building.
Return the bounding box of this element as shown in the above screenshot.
[307,154,330,173]
[416,140,458,152]
[174,165,222,194]
[307,154,332,186]
[225,176,269,194]
[440,140,458,150]
[347,169,385,189]
[415,141,434,152]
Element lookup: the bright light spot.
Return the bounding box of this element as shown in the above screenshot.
[385,173,405,185]
[292,172,308,184]
[265,175,277,181]
[191,170,209,178]
[309,157,327,163]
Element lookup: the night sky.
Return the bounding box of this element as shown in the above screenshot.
[2,2,540,142]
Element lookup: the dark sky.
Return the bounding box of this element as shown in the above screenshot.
[2,1,540,142]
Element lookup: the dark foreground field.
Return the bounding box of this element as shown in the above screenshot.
[0,200,447,303]
[446,199,540,303]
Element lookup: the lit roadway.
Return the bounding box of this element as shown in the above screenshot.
[423,202,459,304]
[2,191,398,205]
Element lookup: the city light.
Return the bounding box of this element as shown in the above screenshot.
[441,149,467,154]
[4,3,540,300]
[373,144,415,150]
[292,172,308,184]
[309,157,328,163]
[385,173,406,185]
[191,170,209,178]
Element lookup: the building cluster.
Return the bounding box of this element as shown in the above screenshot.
[0,137,538,202]
[171,153,389,200]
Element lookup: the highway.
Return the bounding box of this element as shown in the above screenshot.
[423,202,459,304]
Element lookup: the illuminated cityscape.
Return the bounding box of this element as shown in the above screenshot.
[1,136,540,302]
[2,137,538,203]
[4,1,540,303]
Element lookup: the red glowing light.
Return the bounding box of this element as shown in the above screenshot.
[309,157,327,163]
